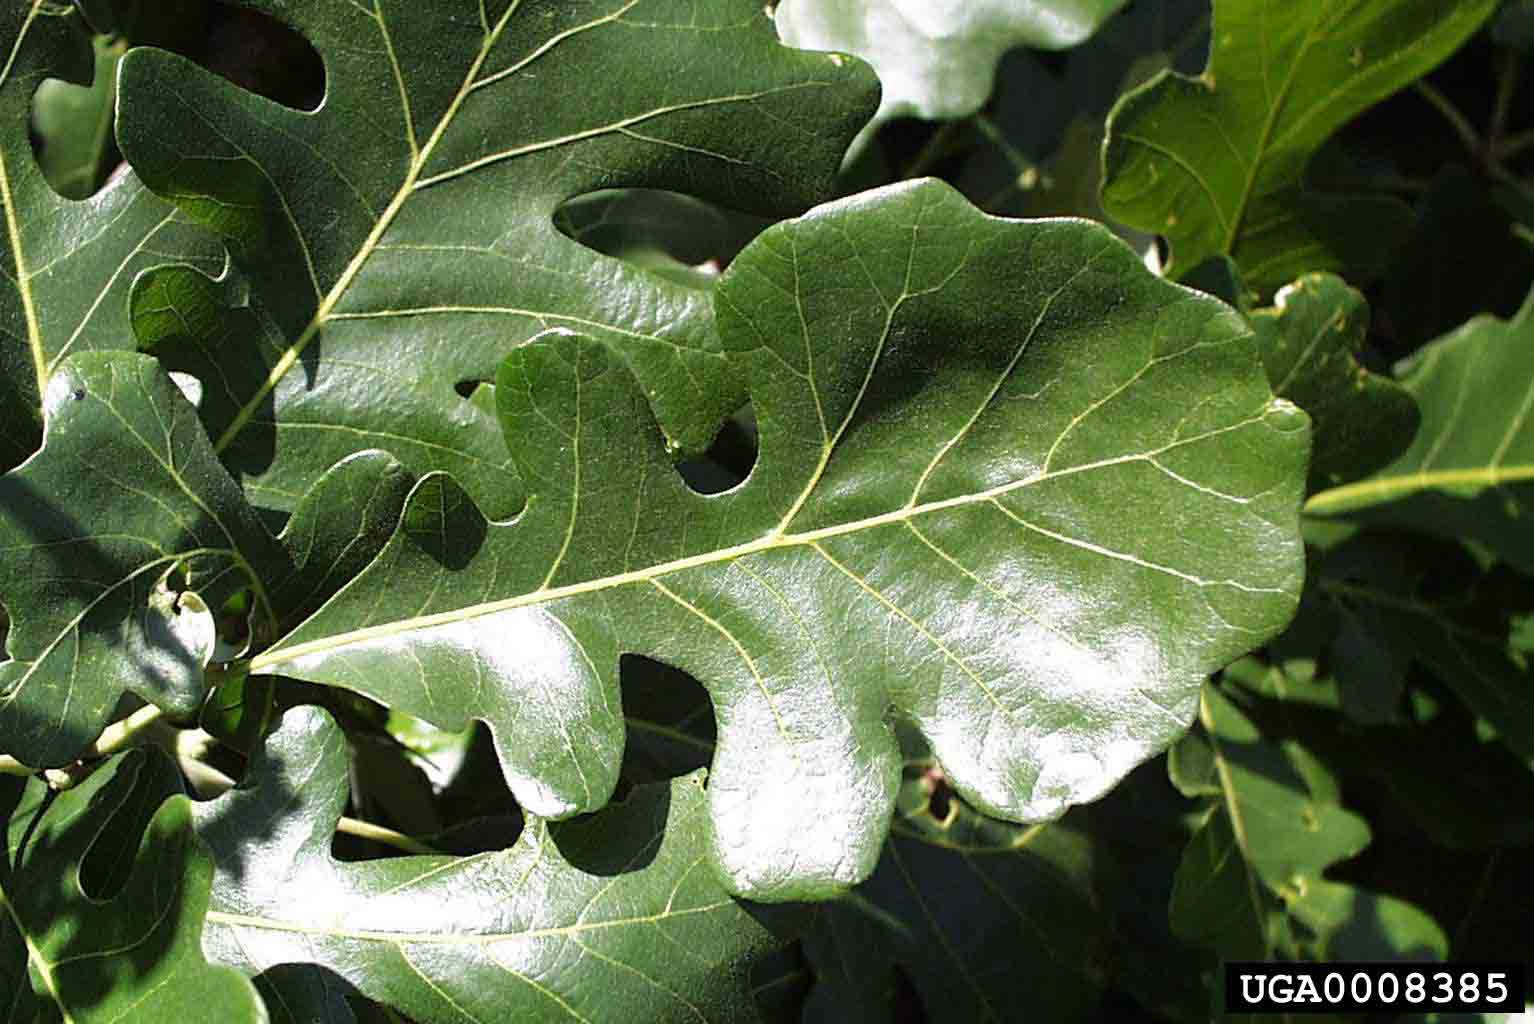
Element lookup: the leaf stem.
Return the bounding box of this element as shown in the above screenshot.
[0,704,167,784]
[1414,80,1484,160]
[335,816,440,855]
[901,119,962,180]
[1492,53,1522,146]
[1497,128,1534,161]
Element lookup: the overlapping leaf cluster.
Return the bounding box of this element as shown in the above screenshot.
[1,0,1531,1020]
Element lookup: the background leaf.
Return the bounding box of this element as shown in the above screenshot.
[1170,683,1448,967]
[1251,272,1419,491]
[1101,0,1498,292]
[1307,289,1534,575]
[776,0,1129,136]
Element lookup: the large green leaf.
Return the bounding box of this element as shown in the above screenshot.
[114,0,878,519]
[0,0,221,474]
[0,353,287,767]
[1100,0,1497,292]
[1,748,265,1022]
[775,0,1128,132]
[195,705,792,1024]
[1307,290,1534,574]
[245,180,1309,900]
[1251,272,1418,491]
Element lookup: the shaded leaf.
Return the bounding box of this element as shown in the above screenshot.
[958,0,1208,236]
[1101,0,1497,291]
[1307,290,1534,576]
[1314,544,1534,763]
[1224,640,1534,849]
[268,450,413,633]
[1495,0,1534,53]
[0,0,222,474]
[1379,168,1534,351]
[248,179,1308,900]
[1169,803,1275,962]
[801,769,1108,1024]
[1251,273,1419,492]
[776,0,1129,134]
[0,353,287,766]
[1171,684,1449,966]
[196,705,792,1024]
[115,0,879,518]
[1,748,264,1022]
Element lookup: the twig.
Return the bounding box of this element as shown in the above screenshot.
[1497,128,1534,161]
[0,705,167,786]
[902,120,962,180]
[1415,80,1483,159]
[1492,53,1522,146]
[335,816,440,856]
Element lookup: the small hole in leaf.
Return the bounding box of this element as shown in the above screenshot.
[554,189,768,283]
[202,5,326,112]
[923,764,953,824]
[677,405,757,496]
[454,379,486,400]
[616,654,717,796]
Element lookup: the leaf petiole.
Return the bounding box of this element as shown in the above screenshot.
[0,704,166,785]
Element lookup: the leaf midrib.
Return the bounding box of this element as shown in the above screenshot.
[204,899,733,945]
[0,883,75,1023]
[0,151,44,404]
[1201,691,1278,967]
[251,415,1270,672]
[1,3,51,405]
[212,0,523,455]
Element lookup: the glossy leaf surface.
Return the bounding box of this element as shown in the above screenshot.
[196,706,790,1024]
[0,1,220,474]
[250,180,1309,900]
[116,0,879,518]
[0,354,286,766]
[776,0,1128,131]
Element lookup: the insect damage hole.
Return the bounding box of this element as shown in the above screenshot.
[616,654,718,797]
[677,404,758,496]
